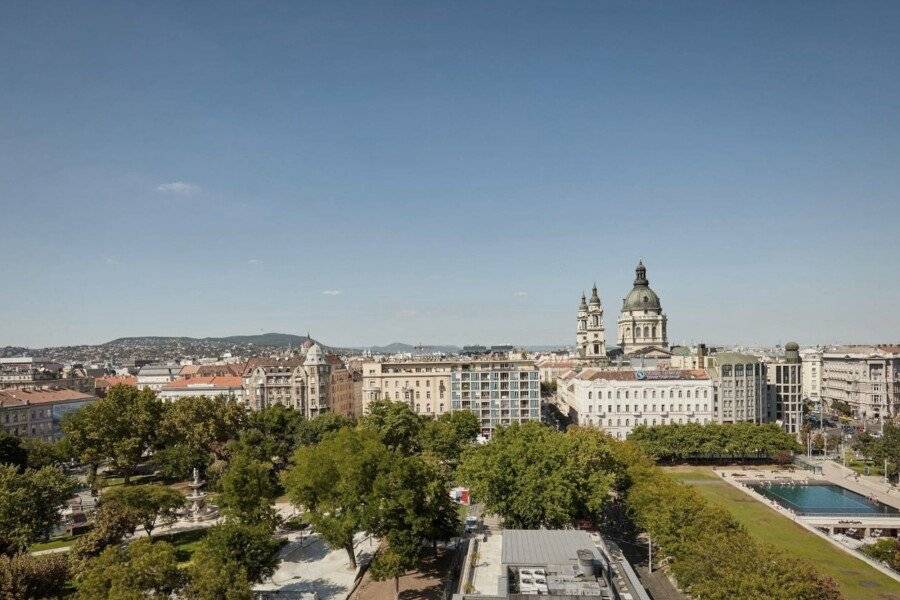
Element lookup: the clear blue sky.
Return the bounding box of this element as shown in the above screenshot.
[2,2,898,348]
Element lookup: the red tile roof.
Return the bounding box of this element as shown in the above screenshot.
[95,375,137,388]
[0,388,96,407]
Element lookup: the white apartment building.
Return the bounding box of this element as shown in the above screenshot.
[821,345,900,419]
[360,358,454,416]
[800,347,823,407]
[558,368,715,439]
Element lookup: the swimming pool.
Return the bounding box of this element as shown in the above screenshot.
[749,482,900,516]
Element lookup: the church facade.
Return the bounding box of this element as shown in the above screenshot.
[577,261,670,362]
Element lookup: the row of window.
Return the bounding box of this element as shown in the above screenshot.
[586,387,709,400]
[587,403,711,414]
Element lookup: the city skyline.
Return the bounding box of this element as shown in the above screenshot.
[2,3,899,347]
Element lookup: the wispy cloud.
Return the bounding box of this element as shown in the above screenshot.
[156,181,200,196]
[513,291,528,298]
[321,289,342,296]
[103,257,119,266]
[247,259,262,265]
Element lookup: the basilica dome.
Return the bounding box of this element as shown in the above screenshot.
[622,261,662,311]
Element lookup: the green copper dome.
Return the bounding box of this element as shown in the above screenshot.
[622,261,662,311]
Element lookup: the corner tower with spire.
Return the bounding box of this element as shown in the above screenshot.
[576,283,607,363]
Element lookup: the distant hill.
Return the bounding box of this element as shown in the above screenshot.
[103,333,313,348]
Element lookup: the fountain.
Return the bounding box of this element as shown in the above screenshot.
[186,468,218,522]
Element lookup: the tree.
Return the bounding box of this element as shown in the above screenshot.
[102,484,185,537]
[281,427,388,569]
[196,520,281,583]
[0,552,69,599]
[0,433,27,471]
[153,395,246,479]
[295,412,352,447]
[184,549,253,600]
[217,449,276,525]
[457,423,620,528]
[859,423,900,482]
[419,411,480,466]
[238,404,305,466]
[76,538,183,600]
[61,384,162,485]
[0,464,76,555]
[361,400,423,455]
[21,438,65,470]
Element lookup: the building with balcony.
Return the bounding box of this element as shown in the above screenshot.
[450,358,540,438]
[821,345,900,419]
[360,358,454,416]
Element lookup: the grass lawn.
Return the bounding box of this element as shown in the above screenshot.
[156,528,210,565]
[28,534,82,552]
[665,466,900,600]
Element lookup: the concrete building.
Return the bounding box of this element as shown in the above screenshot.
[0,388,96,441]
[705,352,767,423]
[534,356,578,384]
[821,345,900,419]
[450,358,540,438]
[136,364,181,392]
[360,358,454,416]
[454,529,649,600]
[576,285,607,363]
[558,368,715,439]
[159,376,246,402]
[0,357,94,393]
[616,261,669,357]
[765,342,803,435]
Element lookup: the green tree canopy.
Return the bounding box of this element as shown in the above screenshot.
[361,400,422,455]
[194,520,281,583]
[153,395,246,479]
[0,432,28,471]
[281,426,388,569]
[628,422,801,463]
[419,410,480,466]
[217,449,277,525]
[0,551,69,599]
[76,538,183,600]
[184,549,253,600]
[61,384,162,485]
[0,464,76,555]
[237,404,305,466]
[457,423,621,528]
[295,412,353,447]
[101,484,185,538]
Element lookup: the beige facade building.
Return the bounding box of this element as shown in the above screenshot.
[821,345,900,419]
[159,376,246,403]
[616,261,669,357]
[360,358,453,416]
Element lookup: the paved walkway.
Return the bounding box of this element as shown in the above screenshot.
[822,461,900,509]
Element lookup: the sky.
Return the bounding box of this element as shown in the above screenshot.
[1,2,899,349]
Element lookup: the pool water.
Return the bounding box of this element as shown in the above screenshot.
[749,482,900,516]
